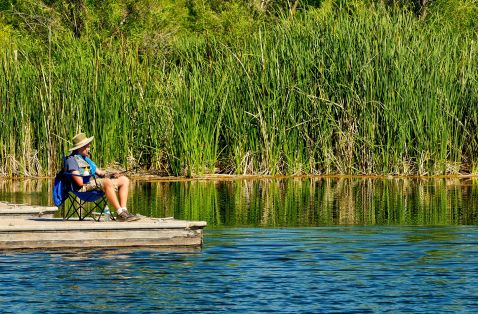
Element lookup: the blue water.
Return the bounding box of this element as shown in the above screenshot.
[2,227,478,313]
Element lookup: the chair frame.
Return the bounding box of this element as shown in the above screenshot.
[60,173,110,221]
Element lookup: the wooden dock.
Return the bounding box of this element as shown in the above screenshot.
[0,202,57,218]
[0,202,206,250]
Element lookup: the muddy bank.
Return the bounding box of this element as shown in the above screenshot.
[2,172,478,184]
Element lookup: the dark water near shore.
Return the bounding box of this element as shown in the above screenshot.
[1,178,478,312]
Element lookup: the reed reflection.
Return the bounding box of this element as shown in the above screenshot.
[1,178,478,226]
[128,178,478,227]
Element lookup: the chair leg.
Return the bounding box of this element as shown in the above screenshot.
[79,197,107,221]
[65,198,79,220]
[79,199,87,220]
[62,193,108,221]
[95,198,108,221]
[90,197,107,222]
[63,194,84,220]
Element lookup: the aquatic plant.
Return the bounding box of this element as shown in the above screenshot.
[1,1,478,176]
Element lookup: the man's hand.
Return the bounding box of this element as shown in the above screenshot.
[107,172,120,179]
[97,168,122,179]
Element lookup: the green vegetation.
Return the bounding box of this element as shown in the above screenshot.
[1,0,478,177]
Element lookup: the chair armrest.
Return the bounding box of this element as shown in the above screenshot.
[63,172,98,188]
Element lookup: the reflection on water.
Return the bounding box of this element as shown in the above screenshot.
[1,177,478,226]
[1,227,477,312]
[0,178,52,206]
[2,178,478,312]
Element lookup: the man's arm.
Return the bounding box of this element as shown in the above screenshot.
[65,157,84,187]
[71,170,83,187]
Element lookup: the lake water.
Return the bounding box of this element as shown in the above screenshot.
[1,177,478,312]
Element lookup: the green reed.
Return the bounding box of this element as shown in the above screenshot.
[1,3,478,177]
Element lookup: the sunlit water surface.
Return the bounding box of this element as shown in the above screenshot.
[1,178,478,312]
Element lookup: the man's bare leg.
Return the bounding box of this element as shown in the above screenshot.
[102,179,121,210]
[102,177,138,220]
[117,176,130,209]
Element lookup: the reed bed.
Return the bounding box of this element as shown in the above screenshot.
[1,4,478,177]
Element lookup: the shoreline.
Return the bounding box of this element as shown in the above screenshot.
[2,173,478,182]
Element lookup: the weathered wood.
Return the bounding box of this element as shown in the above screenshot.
[0,217,206,230]
[0,217,206,250]
[0,202,57,218]
[0,229,203,249]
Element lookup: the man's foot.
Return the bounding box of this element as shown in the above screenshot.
[116,210,140,222]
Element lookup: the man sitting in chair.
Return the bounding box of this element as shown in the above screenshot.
[66,133,140,222]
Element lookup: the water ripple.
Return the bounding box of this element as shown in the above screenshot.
[1,226,478,313]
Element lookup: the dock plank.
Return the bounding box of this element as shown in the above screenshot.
[0,202,57,217]
[0,217,206,250]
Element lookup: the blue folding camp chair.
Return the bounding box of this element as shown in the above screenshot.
[53,157,109,221]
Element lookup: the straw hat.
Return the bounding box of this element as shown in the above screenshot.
[69,133,94,151]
